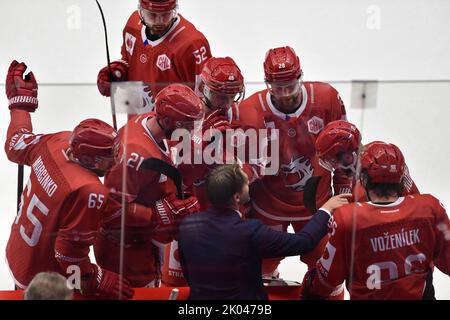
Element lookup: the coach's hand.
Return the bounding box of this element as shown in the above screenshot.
[321,193,352,213]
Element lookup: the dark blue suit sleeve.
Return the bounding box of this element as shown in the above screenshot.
[253,210,330,259]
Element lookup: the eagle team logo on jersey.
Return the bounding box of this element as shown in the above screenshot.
[157,54,171,71]
[307,116,324,135]
[279,156,314,191]
[125,32,136,56]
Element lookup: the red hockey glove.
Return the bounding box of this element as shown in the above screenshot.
[300,269,326,300]
[332,169,354,195]
[191,109,231,155]
[203,109,231,134]
[151,194,200,242]
[83,264,134,300]
[6,60,38,112]
[97,60,129,97]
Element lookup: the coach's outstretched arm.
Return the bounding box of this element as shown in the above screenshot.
[254,194,351,259]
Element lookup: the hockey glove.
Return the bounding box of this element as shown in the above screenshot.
[203,109,231,134]
[191,109,231,156]
[83,264,134,299]
[332,169,354,195]
[6,60,38,112]
[151,194,200,242]
[97,60,129,97]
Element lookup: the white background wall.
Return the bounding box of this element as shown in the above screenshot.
[0,0,449,298]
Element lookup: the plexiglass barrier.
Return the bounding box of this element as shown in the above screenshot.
[0,81,449,299]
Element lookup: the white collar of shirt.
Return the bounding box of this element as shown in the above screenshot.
[368,197,405,207]
[231,208,243,218]
[140,15,181,47]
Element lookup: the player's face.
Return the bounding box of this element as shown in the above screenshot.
[94,142,123,176]
[204,86,244,112]
[238,170,251,205]
[337,151,358,176]
[174,118,204,134]
[319,151,358,176]
[80,156,115,177]
[139,7,177,35]
[267,78,302,111]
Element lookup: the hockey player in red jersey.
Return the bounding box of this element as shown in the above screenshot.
[97,0,211,115]
[94,83,203,288]
[4,61,134,299]
[315,120,420,200]
[233,46,347,283]
[161,56,249,287]
[302,141,450,299]
[181,56,248,200]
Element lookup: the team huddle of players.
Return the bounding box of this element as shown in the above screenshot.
[4,0,449,299]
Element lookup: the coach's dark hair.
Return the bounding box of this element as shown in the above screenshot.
[361,170,404,198]
[206,164,247,207]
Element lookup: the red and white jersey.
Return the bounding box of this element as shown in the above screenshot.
[233,82,346,220]
[174,108,260,211]
[5,110,110,288]
[121,12,211,113]
[103,113,177,236]
[311,194,450,299]
[97,114,178,286]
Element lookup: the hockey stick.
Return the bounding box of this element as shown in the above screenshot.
[95,0,118,130]
[303,176,322,214]
[17,165,23,210]
[140,158,184,200]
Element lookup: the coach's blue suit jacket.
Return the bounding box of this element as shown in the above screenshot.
[178,206,330,300]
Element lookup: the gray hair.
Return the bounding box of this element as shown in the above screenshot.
[24,272,73,300]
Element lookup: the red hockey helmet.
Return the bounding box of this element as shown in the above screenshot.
[155,84,205,135]
[360,141,406,184]
[264,46,302,83]
[200,57,245,110]
[139,0,177,12]
[138,0,177,33]
[70,119,121,174]
[316,120,362,173]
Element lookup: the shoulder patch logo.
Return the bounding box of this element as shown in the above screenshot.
[307,116,324,135]
[125,32,136,56]
[156,54,171,71]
